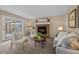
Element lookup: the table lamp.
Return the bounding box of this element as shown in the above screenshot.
[58,26,63,31]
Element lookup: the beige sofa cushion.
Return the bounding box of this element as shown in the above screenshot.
[69,37,79,50]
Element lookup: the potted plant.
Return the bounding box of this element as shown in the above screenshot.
[34,32,43,41]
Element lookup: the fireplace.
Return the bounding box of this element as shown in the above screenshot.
[36,24,49,37]
[38,26,47,34]
[35,18,50,37]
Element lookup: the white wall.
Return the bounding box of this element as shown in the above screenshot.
[0,14,3,41]
[23,19,30,36]
[48,15,65,37]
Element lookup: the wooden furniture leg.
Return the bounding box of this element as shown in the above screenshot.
[35,41,36,46]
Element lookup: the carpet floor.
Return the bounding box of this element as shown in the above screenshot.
[0,36,55,54]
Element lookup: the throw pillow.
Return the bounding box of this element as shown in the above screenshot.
[69,37,79,50]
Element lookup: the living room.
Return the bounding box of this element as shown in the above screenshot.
[0,5,79,54]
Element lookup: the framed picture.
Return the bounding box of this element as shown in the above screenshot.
[68,9,76,28]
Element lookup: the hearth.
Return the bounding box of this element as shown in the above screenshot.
[38,26,47,34]
[36,24,49,37]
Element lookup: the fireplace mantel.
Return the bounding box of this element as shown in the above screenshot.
[35,22,50,25]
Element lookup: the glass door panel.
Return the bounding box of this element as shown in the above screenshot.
[14,20,22,40]
[4,17,14,40]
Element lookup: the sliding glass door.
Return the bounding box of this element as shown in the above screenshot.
[4,16,23,41]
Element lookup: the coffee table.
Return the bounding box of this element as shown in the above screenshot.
[34,37,46,48]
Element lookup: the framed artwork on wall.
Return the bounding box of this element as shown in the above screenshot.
[68,9,76,28]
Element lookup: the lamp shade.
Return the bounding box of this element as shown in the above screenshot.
[58,27,63,31]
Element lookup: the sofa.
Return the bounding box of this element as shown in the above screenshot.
[56,47,79,54]
[53,32,79,54]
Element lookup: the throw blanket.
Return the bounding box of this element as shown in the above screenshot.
[53,32,78,47]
